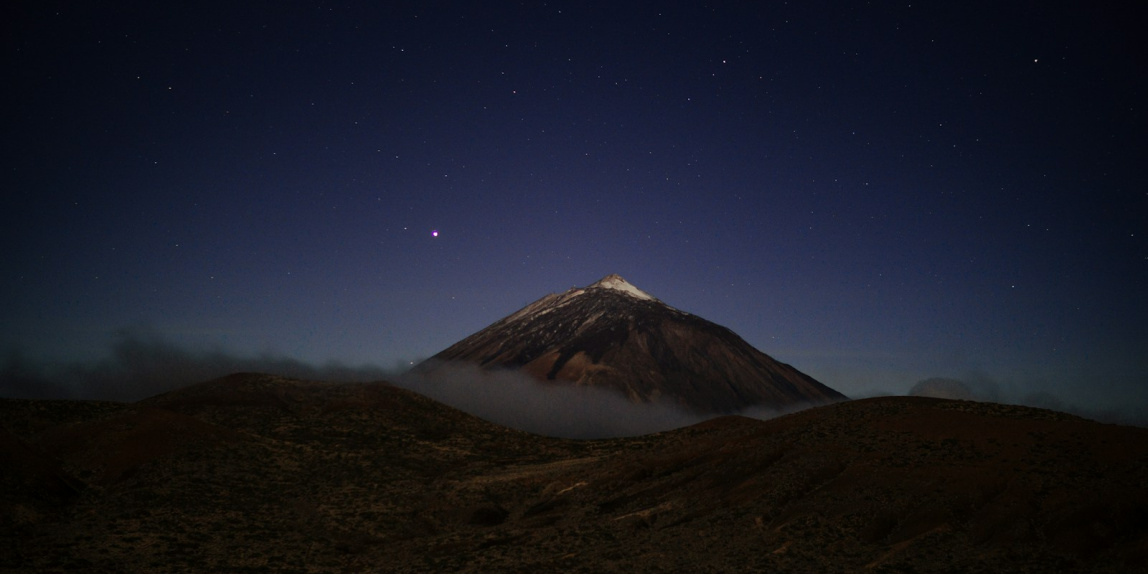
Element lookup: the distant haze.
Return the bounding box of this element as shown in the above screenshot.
[2,328,1144,434]
[0,329,828,438]
[396,360,708,438]
[909,376,1148,427]
[0,328,390,402]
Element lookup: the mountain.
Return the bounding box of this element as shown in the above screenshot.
[2,375,1146,572]
[416,274,844,413]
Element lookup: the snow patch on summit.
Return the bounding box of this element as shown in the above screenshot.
[590,274,655,301]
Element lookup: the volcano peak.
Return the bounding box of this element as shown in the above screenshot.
[417,275,845,413]
[587,273,655,301]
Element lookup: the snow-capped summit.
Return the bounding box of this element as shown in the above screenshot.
[587,274,655,301]
[415,274,845,413]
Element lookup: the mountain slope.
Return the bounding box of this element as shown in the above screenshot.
[418,274,844,413]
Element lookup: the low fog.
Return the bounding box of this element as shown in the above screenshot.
[0,330,803,438]
[3,329,1144,437]
[0,330,708,437]
[395,361,709,438]
[0,328,390,402]
[910,376,1148,427]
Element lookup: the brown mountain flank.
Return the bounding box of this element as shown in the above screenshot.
[2,373,1147,572]
[418,274,845,413]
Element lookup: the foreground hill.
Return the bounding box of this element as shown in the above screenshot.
[418,274,844,413]
[2,373,1146,572]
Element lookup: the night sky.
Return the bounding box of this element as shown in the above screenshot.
[4,2,1146,410]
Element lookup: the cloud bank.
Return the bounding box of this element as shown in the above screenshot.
[0,330,713,438]
[909,375,1148,427]
[12,329,1139,438]
[394,361,708,438]
[0,328,391,402]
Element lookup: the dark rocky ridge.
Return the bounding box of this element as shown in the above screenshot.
[418,274,844,413]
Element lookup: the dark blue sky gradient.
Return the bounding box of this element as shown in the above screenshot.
[4,2,1145,406]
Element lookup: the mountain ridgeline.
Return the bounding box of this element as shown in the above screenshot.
[416,274,845,413]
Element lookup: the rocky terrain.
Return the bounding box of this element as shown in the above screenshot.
[2,372,1147,573]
